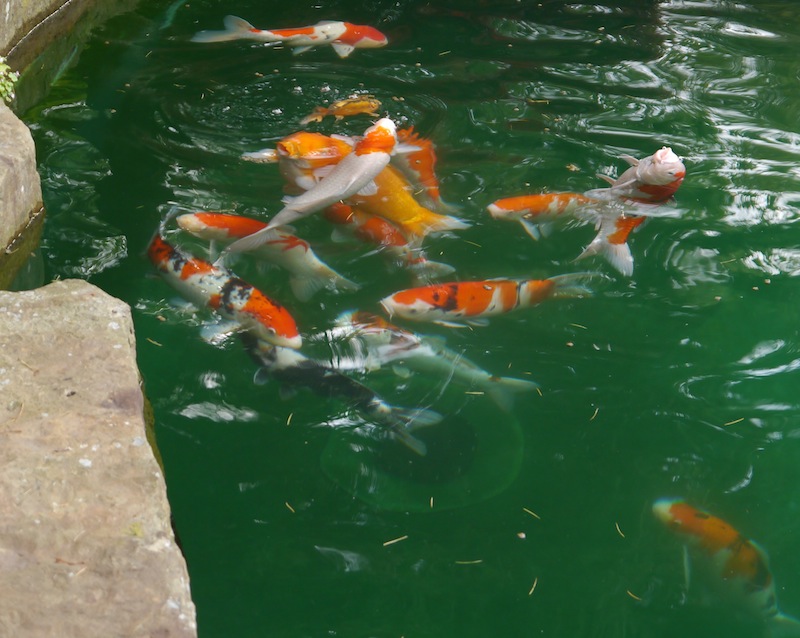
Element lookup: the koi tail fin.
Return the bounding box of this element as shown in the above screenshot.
[398,212,470,241]
[575,211,641,277]
[289,268,360,302]
[766,613,800,638]
[547,272,599,299]
[387,406,442,456]
[192,15,263,43]
[486,376,541,412]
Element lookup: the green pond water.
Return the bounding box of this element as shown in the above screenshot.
[19,0,800,635]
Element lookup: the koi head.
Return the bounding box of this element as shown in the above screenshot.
[636,147,686,187]
[653,498,743,555]
[339,23,388,48]
[355,118,397,156]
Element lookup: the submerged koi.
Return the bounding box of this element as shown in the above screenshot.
[192,15,388,59]
[300,95,382,125]
[324,203,455,280]
[242,333,437,456]
[147,234,301,348]
[176,212,359,301]
[379,273,594,328]
[316,311,539,410]
[224,118,398,256]
[653,499,800,636]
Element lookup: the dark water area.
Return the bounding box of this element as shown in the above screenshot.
[20,0,800,636]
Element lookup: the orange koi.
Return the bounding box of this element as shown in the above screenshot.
[176,212,359,301]
[192,16,388,58]
[147,234,301,348]
[588,147,686,204]
[487,192,596,240]
[653,499,800,635]
[323,203,455,280]
[393,127,453,212]
[300,96,382,125]
[379,273,594,328]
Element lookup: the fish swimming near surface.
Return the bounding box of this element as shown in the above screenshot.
[223,118,399,256]
[191,15,388,59]
[379,273,595,328]
[323,202,456,281]
[487,192,598,241]
[176,212,359,301]
[241,333,438,456]
[587,146,686,204]
[315,310,540,410]
[653,498,800,637]
[300,95,382,125]
[148,233,302,349]
[242,128,469,243]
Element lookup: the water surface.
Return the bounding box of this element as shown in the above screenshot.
[21,1,800,636]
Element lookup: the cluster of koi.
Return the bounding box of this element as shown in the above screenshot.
[147,16,800,630]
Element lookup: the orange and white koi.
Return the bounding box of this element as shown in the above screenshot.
[191,16,388,58]
[653,499,800,636]
[324,203,455,280]
[147,234,301,349]
[392,127,454,212]
[379,273,594,328]
[487,192,597,241]
[587,146,686,204]
[176,212,359,301]
[300,95,382,125]
[224,118,398,256]
[315,311,539,410]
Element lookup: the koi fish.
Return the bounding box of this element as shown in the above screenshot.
[587,146,686,204]
[300,95,382,125]
[653,498,800,637]
[176,212,360,301]
[191,15,388,59]
[392,127,454,212]
[315,311,539,410]
[324,202,455,280]
[223,118,398,256]
[147,234,301,349]
[575,213,646,277]
[487,192,597,241]
[241,333,438,456]
[348,163,470,242]
[379,273,594,328]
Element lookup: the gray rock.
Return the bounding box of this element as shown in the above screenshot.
[0,279,197,638]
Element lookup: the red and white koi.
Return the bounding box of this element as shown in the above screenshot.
[224,118,398,255]
[317,311,539,410]
[653,498,800,636]
[147,234,301,349]
[324,202,455,280]
[191,15,388,58]
[176,212,359,301]
[379,273,594,328]
[587,146,686,204]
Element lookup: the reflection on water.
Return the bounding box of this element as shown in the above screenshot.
[21,0,800,635]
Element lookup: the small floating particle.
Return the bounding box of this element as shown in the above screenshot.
[517,532,526,539]
[464,391,485,396]
[463,239,482,248]
[286,412,293,426]
[590,407,599,421]
[430,497,434,509]
[615,522,625,538]
[528,577,539,595]
[455,559,483,565]
[723,417,744,426]
[523,507,541,520]
[146,338,162,346]
[383,535,408,547]
[439,50,451,56]
[566,342,574,347]
[569,323,588,329]
[566,163,580,172]
[285,502,295,514]
[626,590,642,601]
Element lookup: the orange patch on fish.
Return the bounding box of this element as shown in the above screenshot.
[607,216,646,245]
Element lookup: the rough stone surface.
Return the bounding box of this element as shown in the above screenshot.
[0,101,42,257]
[0,279,197,637]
